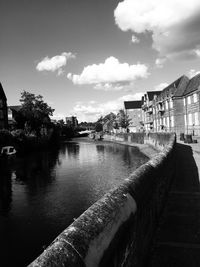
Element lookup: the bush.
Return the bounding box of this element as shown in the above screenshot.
[0,129,13,147]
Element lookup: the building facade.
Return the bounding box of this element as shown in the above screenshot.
[124,101,143,132]
[142,91,161,132]
[153,75,189,135]
[182,74,200,135]
[0,83,8,129]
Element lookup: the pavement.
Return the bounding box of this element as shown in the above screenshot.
[150,137,200,267]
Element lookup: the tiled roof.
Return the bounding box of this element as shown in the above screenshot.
[147,91,161,101]
[8,105,21,112]
[158,75,189,99]
[174,75,189,97]
[124,101,142,109]
[183,73,200,96]
[0,83,7,100]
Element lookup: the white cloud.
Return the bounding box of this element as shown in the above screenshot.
[131,35,140,44]
[154,83,169,91]
[36,52,76,75]
[114,0,200,60]
[188,69,200,78]
[50,113,65,121]
[72,93,144,122]
[155,58,166,68]
[94,83,124,91]
[67,56,149,90]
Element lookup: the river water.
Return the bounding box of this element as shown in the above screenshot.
[0,139,148,266]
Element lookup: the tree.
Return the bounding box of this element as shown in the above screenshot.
[117,109,131,130]
[95,122,103,132]
[19,91,54,136]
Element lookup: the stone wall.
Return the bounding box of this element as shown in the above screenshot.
[29,133,176,267]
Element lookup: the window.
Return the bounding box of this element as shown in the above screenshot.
[193,93,198,103]
[184,115,187,125]
[194,112,199,125]
[166,117,169,127]
[171,116,174,127]
[170,99,173,109]
[165,101,168,110]
[187,96,191,105]
[183,98,186,106]
[188,113,192,126]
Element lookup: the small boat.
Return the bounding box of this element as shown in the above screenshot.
[1,146,17,157]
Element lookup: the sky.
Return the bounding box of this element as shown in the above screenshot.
[1,0,200,122]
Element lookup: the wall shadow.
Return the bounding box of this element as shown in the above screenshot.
[172,143,200,192]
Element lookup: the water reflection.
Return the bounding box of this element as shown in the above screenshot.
[0,139,148,266]
[65,142,80,159]
[0,159,12,214]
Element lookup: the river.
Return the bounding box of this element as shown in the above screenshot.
[0,139,148,266]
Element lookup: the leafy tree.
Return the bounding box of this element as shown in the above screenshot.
[102,112,116,123]
[95,123,103,132]
[117,109,131,129]
[19,91,54,136]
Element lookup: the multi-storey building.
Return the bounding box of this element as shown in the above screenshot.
[0,83,8,129]
[182,74,200,135]
[154,75,189,134]
[124,74,200,136]
[142,91,161,132]
[124,100,143,132]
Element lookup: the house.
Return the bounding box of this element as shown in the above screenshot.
[142,91,161,132]
[154,75,189,134]
[0,83,8,129]
[182,74,200,135]
[8,105,22,129]
[124,100,143,132]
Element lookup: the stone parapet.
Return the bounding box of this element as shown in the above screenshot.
[29,133,176,267]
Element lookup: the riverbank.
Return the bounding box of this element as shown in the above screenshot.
[70,136,160,159]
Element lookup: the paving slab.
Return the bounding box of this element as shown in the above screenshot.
[150,141,200,267]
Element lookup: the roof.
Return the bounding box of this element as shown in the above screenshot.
[183,73,200,96]
[158,75,189,99]
[147,91,161,101]
[0,83,7,100]
[8,105,21,112]
[124,101,142,109]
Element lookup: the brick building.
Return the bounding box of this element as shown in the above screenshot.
[182,74,200,135]
[154,75,189,134]
[124,101,143,132]
[0,83,8,129]
[142,91,161,132]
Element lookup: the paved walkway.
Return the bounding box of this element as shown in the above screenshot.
[150,139,200,267]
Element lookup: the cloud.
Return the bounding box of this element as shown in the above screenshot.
[50,112,65,121]
[155,58,166,68]
[131,35,140,44]
[188,69,200,78]
[154,82,169,91]
[72,93,144,122]
[67,56,149,90]
[114,0,200,60]
[36,52,76,75]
